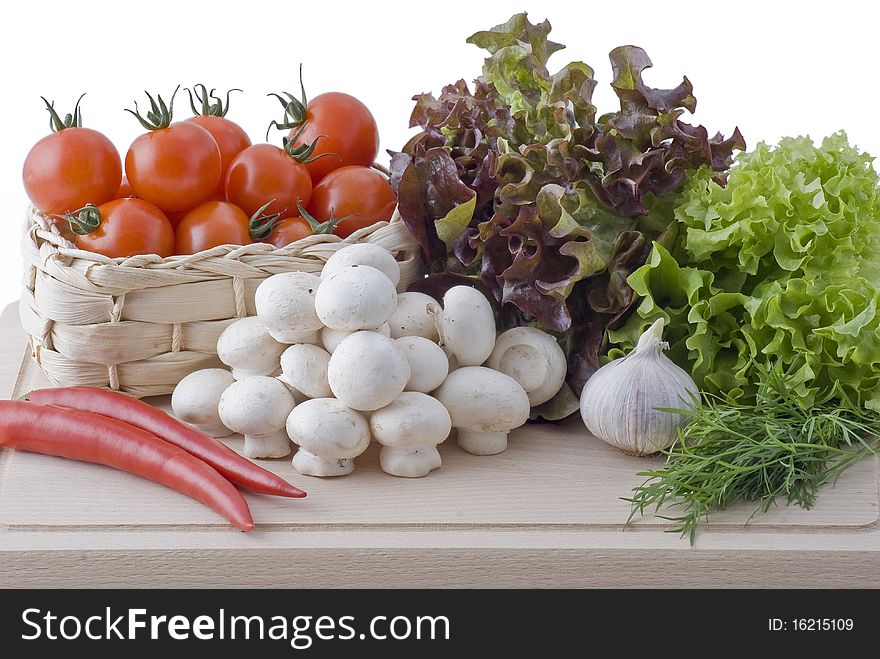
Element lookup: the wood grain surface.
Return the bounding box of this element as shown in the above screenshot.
[1,303,878,588]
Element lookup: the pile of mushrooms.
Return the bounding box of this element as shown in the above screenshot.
[171,243,568,478]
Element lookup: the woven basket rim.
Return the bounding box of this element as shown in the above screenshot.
[25,204,409,271]
[20,202,422,397]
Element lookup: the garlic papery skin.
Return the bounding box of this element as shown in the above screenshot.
[579,319,699,456]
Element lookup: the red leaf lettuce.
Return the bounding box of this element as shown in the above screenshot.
[392,12,744,418]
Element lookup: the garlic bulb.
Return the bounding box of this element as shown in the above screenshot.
[579,319,699,456]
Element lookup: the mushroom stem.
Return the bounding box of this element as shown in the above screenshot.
[172,368,236,438]
[242,430,291,459]
[292,448,355,477]
[457,430,509,456]
[379,445,442,478]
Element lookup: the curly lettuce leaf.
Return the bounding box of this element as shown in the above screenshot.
[611,133,880,410]
[435,194,476,248]
[585,46,746,218]
[392,12,744,415]
[395,147,476,261]
[392,79,507,263]
[467,12,593,144]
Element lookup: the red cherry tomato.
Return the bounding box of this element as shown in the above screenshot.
[126,121,221,213]
[266,216,314,248]
[225,144,312,217]
[165,210,188,230]
[174,201,252,255]
[23,101,122,214]
[116,176,135,198]
[71,198,174,258]
[184,86,252,199]
[188,115,251,197]
[306,165,396,238]
[288,92,379,184]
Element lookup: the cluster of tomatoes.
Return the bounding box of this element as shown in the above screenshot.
[22,83,397,258]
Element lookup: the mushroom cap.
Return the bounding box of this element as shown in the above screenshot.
[328,331,411,411]
[218,375,296,435]
[388,292,439,341]
[321,243,401,287]
[442,345,460,373]
[433,366,529,433]
[278,328,322,345]
[315,265,398,331]
[278,344,332,399]
[286,398,371,460]
[395,336,449,393]
[321,326,350,354]
[254,272,324,340]
[171,368,235,432]
[498,345,547,391]
[370,392,451,448]
[216,316,286,379]
[321,322,390,354]
[435,286,496,366]
[486,327,567,406]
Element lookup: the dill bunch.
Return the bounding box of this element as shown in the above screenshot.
[626,366,879,544]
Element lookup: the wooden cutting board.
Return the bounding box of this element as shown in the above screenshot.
[1,303,878,587]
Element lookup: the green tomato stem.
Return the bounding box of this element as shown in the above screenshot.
[125,86,180,131]
[186,84,241,117]
[41,94,85,132]
[54,204,102,236]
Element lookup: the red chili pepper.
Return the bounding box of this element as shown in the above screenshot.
[28,387,306,499]
[0,400,254,532]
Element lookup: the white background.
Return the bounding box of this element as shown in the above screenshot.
[1,0,877,309]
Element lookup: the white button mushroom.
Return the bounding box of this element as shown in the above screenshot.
[216,316,286,380]
[486,327,567,407]
[433,366,530,456]
[254,272,324,343]
[321,322,391,354]
[442,345,460,374]
[171,368,236,437]
[286,398,371,476]
[370,392,451,478]
[395,336,449,393]
[218,376,296,458]
[278,344,332,399]
[388,291,440,341]
[315,265,397,331]
[321,243,401,288]
[431,286,496,366]
[327,331,410,411]
[280,329,322,345]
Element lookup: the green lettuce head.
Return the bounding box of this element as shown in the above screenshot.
[611,132,880,410]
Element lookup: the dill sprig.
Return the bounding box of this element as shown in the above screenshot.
[626,365,880,544]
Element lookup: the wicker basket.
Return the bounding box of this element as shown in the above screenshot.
[19,205,421,397]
